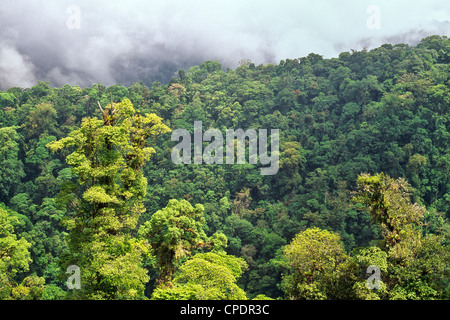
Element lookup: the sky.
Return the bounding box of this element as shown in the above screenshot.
[0,0,449,89]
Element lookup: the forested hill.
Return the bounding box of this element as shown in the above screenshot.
[0,35,449,300]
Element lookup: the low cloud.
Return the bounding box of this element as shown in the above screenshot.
[0,0,448,89]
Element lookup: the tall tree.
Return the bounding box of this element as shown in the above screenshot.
[353,173,450,299]
[47,98,170,299]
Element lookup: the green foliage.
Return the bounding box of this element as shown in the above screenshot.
[0,126,25,203]
[139,199,208,284]
[354,173,450,299]
[351,246,388,300]
[46,98,170,299]
[282,227,355,299]
[0,206,31,280]
[152,251,248,300]
[353,173,425,248]
[0,35,449,300]
[139,199,228,285]
[0,206,45,300]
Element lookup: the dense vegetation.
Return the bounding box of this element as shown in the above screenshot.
[0,35,449,300]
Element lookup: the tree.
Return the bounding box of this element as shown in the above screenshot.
[352,173,424,248]
[0,92,16,107]
[282,227,355,299]
[151,251,248,300]
[277,141,305,195]
[353,173,450,299]
[232,188,252,216]
[138,199,227,285]
[25,102,60,140]
[0,206,45,300]
[47,98,170,299]
[351,246,388,300]
[25,197,66,284]
[0,126,25,203]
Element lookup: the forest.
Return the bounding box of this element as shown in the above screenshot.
[0,35,449,300]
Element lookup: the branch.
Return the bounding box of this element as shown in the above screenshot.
[97,101,105,115]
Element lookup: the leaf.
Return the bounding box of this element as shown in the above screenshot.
[83,186,120,204]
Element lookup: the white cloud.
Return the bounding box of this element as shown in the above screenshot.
[0,0,448,89]
[0,41,36,88]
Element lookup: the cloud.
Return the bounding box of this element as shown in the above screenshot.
[0,0,448,89]
[0,40,36,88]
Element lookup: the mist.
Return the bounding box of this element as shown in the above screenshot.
[0,0,448,89]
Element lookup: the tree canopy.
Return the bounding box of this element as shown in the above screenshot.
[0,35,449,300]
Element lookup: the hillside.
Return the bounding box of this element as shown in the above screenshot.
[0,35,449,300]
